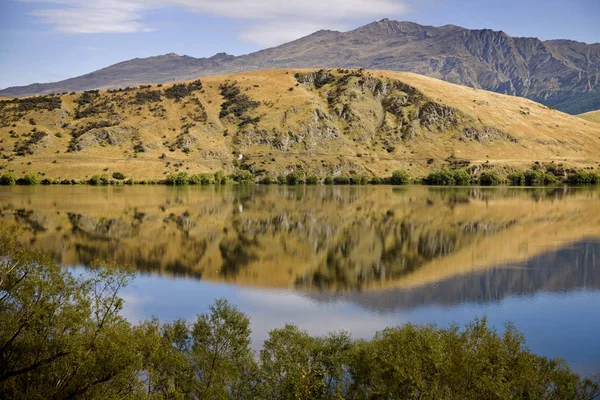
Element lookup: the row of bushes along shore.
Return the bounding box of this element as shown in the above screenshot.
[1,226,598,399]
[1,167,599,187]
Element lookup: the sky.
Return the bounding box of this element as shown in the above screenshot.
[0,0,599,89]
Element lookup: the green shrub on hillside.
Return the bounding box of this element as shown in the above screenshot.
[88,174,110,185]
[218,81,261,127]
[566,171,600,185]
[193,173,215,185]
[165,172,190,186]
[478,171,502,186]
[230,169,255,184]
[452,169,472,185]
[164,81,202,101]
[333,176,351,185]
[423,169,457,186]
[17,173,40,185]
[112,172,126,180]
[0,173,17,185]
[305,175,319,185]
[261,176,275,185]
[214,171,228,185]
[524,169,556,186]
[424,169,473,186]
[508,172,525,186]
[286,170,305,185]
[390,170,410,185]
[133,90,162,104]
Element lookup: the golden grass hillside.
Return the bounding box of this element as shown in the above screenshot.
[579,110,600,123]
[1,69,599,181]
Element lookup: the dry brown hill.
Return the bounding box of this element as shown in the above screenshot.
[579,110,600,123]
[1,69,599,181]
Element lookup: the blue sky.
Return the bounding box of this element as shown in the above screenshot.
[0,0,598,89]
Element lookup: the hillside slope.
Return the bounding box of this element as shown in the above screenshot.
[1,69,599,181]
[1,20,599,114]
[579,110,600,123]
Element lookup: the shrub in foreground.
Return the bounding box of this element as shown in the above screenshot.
[0,226,598,400]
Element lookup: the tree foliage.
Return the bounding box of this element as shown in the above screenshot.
[1,226,599,399]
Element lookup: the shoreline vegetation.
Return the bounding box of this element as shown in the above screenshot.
[1,226,599,399]
[1,164,599,187]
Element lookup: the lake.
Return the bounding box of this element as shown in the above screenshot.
[1,185,599,375]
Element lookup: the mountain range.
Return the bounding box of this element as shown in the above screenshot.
[1,19,599,114]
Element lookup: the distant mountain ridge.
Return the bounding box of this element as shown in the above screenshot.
[2,19,599,114]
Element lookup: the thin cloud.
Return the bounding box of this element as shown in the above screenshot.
[21,0,411,46]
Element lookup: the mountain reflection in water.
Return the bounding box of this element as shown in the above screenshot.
[309,240,600,312]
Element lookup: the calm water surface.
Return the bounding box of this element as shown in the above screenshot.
[1,185,599,374]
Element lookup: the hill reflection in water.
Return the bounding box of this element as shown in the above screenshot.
[1,185,599,297]
[308,239,600,312]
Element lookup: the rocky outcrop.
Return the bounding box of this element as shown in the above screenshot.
[76,126,137,150]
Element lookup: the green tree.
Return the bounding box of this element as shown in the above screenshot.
[0,226,144,399]
[259,324,326,399]
[189,299,256,398]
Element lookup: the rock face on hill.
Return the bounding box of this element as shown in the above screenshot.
[1,20,599,114]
